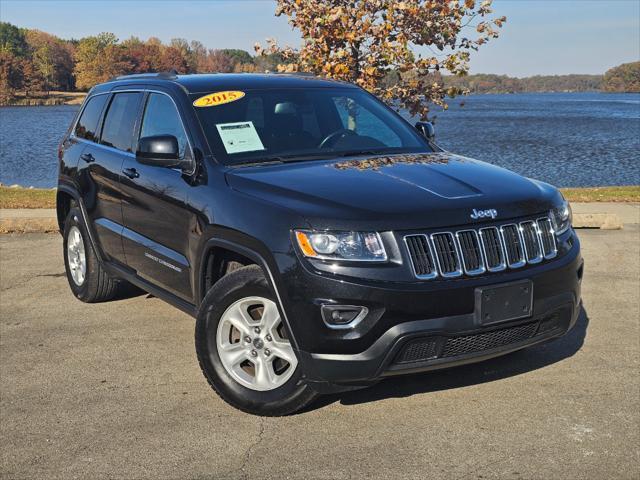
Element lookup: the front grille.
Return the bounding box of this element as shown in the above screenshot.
[479,227,506,271]
[456,230,485,275]
[537,218,557,259]
[501,224,526,268]
[393,321,539,364]
[520,221,542,263]
[405,216,557,280]
[431,232,462,277]
[404,235,437,279]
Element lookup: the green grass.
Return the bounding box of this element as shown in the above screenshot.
[560,186,640,203]
[1,185,638,209]
[0,187,56,209]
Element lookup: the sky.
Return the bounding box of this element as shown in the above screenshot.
[1,0,638,77]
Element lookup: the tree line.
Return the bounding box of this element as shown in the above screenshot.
[1,19,638,106]
[0,22,284,104]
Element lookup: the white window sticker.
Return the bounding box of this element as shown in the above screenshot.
[215,121,265,154]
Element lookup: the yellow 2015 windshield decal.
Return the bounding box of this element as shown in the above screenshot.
[193,91,245,107]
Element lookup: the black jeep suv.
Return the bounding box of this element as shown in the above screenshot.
[57,73,583,416]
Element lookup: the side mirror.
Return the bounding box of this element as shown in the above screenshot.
[136,135,182,168]
[415,121,435,142]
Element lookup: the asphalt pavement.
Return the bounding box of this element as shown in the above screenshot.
[1,225,638,479]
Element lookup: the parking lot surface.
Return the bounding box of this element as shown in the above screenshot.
[1,226,638,479]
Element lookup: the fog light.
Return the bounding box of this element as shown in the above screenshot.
[321,305,369,329]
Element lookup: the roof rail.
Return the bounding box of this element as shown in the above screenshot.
[271,71,317,77]
[109,70,179,82]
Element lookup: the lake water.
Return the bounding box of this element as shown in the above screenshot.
[1,92,638,188]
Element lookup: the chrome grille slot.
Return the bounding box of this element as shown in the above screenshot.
[520,221,543,263]
[404,235,437,279]
[479,227,506,272]
[456,230,485,275]
[537,218,557,259]
[501,224,526,268]
[431,232,462,277]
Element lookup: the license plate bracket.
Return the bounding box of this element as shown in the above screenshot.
[475,280,533,326]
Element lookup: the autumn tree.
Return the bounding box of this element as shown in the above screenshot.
[255,0,506,119]
[0,51,23,104]
[603,62,640,93]
[75,33,130,90]
[0,23,27,102]
[159,45,190,73]
[122,36,163,73]
[25,30,75,92]
[205,50,234,73]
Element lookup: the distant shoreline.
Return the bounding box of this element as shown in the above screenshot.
[2,89,638,107]
[2,185,639,208]
[3,91,86,107]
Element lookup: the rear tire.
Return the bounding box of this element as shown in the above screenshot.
[195,265,317,416]
[63,207,120,303]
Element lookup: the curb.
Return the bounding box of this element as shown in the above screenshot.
[572,213,623,230]
[0,212,625,233]
[0,218,59,234]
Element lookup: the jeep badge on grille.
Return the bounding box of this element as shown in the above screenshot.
[470,208,498,220]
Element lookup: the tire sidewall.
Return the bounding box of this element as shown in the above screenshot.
[196,266,312,414]
[63,208,94,301]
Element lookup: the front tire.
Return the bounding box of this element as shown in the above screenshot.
[195,265,317,416]
[63,208,120,303]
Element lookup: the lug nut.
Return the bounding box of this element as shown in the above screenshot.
[264,349,271,356]
[250,349,258,357]
[254,327,261,334]
[245,336,251,343]
[265,334,272,342]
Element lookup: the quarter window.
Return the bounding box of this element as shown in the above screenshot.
[100,92,143,153]
[74,94,108,142]
[139,93,189,159]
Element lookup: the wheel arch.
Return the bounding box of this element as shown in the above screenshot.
[198,237,300,351]
[56,185,105,264]
[56,188,76,234]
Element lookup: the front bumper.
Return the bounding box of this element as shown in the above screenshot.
[299,291,580,392]
[276,230,583,392]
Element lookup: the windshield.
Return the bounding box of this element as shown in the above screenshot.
[191,87,432,165]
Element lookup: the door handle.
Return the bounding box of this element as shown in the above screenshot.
[122,167,140,179]
[80,153,95,163]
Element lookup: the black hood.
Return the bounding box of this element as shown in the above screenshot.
[225,152,562,231]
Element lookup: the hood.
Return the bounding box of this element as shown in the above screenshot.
[225,152,562,231]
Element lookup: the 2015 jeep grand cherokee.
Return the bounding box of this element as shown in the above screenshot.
[57,73,583,416]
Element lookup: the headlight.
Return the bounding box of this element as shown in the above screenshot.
[294,230,387,262]
[550,199,572,235]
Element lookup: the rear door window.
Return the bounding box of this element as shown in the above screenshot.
[100,92,143,153]
[74,94,108,142]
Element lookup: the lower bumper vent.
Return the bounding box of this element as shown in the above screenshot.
[394,321,540,364]
[441,322,539,357]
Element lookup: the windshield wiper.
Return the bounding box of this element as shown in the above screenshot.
[233,152,336,167]
[336,149,391,158]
